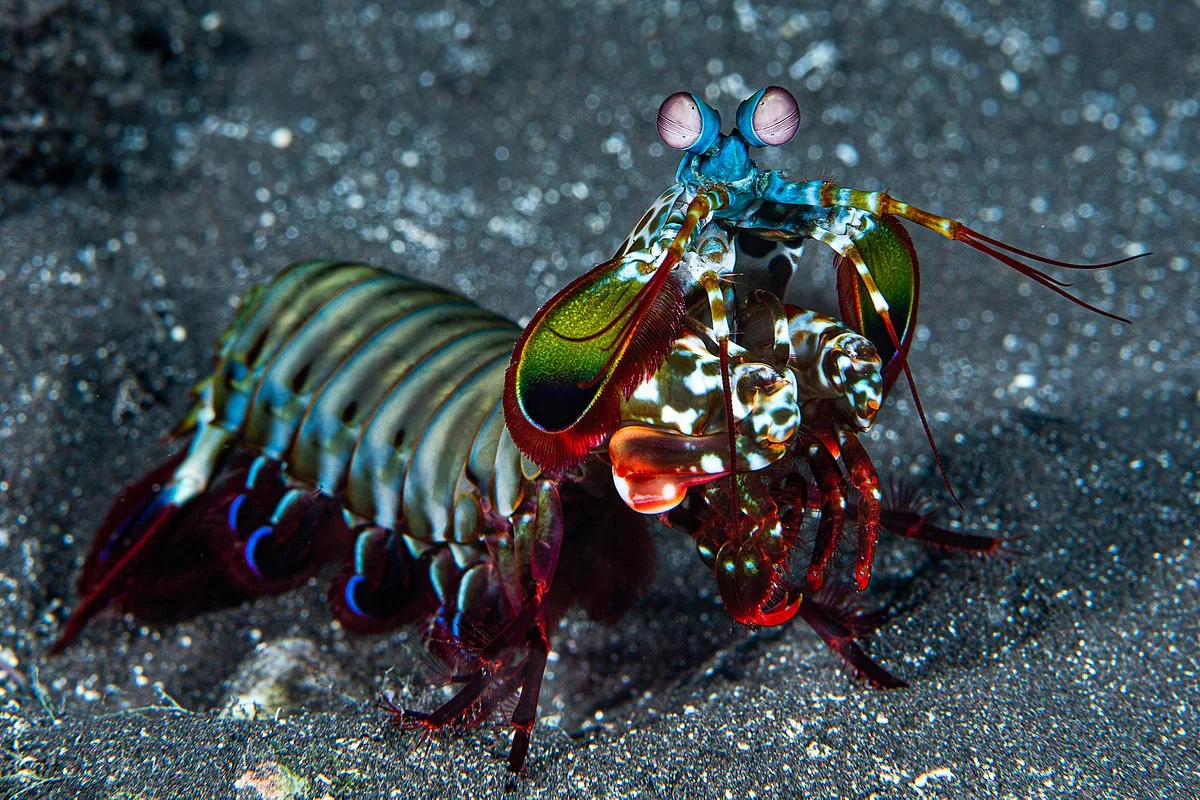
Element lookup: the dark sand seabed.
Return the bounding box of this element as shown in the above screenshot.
[1,0,1197,797]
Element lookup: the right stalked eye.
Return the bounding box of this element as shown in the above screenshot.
[736,86,801,148]
[656,91,722,154]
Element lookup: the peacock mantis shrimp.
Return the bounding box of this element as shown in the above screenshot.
[54,86,1137,772]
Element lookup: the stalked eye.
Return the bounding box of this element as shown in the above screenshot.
[736,86,800,148]
[657,91,721,154]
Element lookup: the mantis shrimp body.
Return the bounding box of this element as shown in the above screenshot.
[57,86,1135,773]
[53,258,927,769]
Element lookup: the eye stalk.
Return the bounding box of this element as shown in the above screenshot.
[736,86,800,148]
[657,91,722,154]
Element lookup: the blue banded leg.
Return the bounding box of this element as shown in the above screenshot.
[242,490,315,577]
[332,525,434,631]
[215,455,295,589]
[220,455,349,593]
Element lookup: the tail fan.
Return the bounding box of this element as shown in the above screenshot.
[52,449,208,652]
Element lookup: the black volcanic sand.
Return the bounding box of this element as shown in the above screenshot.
[1,1,1197,798]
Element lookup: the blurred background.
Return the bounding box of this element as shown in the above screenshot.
[1,0,1197,796]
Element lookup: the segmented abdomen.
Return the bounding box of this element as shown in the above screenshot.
[188,260,525,544]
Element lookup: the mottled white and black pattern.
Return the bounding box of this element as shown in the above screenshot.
[786,308,883,431]
[611,183,689,261]
[616,299,882,495]
[730,230,808,304]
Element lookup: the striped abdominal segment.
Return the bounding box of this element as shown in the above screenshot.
[190,264,523,546]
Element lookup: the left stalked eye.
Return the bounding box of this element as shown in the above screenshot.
[657,91,722,154]
[736,86,800,148]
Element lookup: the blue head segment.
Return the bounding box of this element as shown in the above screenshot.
[656,91,722,154]
[735,86,801,148]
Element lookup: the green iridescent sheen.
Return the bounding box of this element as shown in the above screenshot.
[842,215,919,387]
[514,261,652,432]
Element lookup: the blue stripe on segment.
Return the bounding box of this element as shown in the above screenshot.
[244,525,272,578]
[344,575,368,617]
[434,606,454,637]
[99,491,174,562]
[228,493,247,532]
[271,488,304,525]
[451,611,464,640]
[353,529,375,574]
[246,456,269,489]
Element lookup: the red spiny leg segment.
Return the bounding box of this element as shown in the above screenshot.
[832,432,883,591]
[508,623,551,772]
[827,479,1020,558]
[797,591,906,689]
[873,482,1017,556]
[882,510,1012,554]
[398,479,564,773]
[397,592,550,773]
[803,440,847,592]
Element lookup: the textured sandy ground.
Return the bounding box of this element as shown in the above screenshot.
[1,0,1197,797]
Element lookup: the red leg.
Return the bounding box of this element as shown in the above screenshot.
[803,440,847,591]
[397,479,564,773]
[396,591,537,724]
[834,432,882,591]
[881,509,1013,554]
[854,480,1020,556]
[797,591,906,689]
[400,670,492,730]
[508,624,550,773]
[454,668,527,731]
[504,479,562,772]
